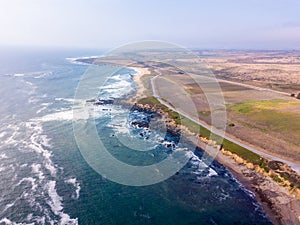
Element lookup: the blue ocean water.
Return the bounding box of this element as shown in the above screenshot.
[0,47,273,224]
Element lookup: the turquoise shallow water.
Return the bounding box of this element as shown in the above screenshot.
[0,48,273,224]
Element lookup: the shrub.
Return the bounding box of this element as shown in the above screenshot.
[263,166,270,173]
[271,174,283,183]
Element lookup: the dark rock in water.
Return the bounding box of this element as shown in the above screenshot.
[94,99,114,105]
[131,121,149,128]
[166,143,172,148]
[86,98,115,105]
[86,99,96,103]
[131,104,158,115]
[166,128,180,137]
[76,58,97,64]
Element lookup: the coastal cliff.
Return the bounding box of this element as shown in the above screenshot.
[132,100,300,225]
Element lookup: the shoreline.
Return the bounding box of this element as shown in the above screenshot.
[130,66,300,225]
[128,66,150,103]
[216,151,300,225]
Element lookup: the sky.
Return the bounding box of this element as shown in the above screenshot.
[0,0,300,50]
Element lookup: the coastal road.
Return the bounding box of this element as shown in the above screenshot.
[150,72,300,173]
[216,77,291,96]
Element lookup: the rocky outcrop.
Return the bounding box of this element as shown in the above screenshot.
[86,98,115,105]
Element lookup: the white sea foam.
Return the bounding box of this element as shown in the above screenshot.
[25,81,34,86]
[28,94,47,104]
[47,180,78,225]
[35,216,45,225]
[17,177,38,191]
[100,79,134,98]
[6,138,77,224]
[0,218,34,225]
[0,153,8,159]
[0,131,7,139]
[34,110,75,122]
[23,121,78,223]
[26,122,57,177]
[65,178,81,199]
[185,150,218,177]
[36,103,52,114]
[218,189,230,201]
[28,96,38,104]
[33,71,53,79]
[55,97,76,103]
[0,76,80,225]
[36,107,47,114]
[32,97,94,122]
[33,69,134,123]
[31,163,45,180]
[108,117,130,134]
[13,71,52,79]
[2,195,20,213]
[162,140,175,148]
[14,73,25,77]
[26,214,33,222]
[207,168,218,177]
[33,100,126,122]
[4,125,20,146]
[47,181,63,213]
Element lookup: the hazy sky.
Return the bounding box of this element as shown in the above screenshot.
[0,0,300,49]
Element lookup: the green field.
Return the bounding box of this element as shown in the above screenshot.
[227,99,300,142]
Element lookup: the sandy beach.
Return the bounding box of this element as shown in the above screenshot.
[128,66,150,101]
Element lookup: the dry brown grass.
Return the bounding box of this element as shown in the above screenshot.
[202,51,300,93]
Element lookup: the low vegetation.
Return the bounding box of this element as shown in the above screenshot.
[136,96,300,189]
[137,96,264,166]
[140,73,155,96]
[227,99,300,145]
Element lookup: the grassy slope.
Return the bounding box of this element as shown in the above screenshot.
[138,96,265,166]
[227,99,300,145]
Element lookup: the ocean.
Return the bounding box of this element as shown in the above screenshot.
[0,47,273,224]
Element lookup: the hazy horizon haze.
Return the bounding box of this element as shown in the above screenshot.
[0,0,300,50]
